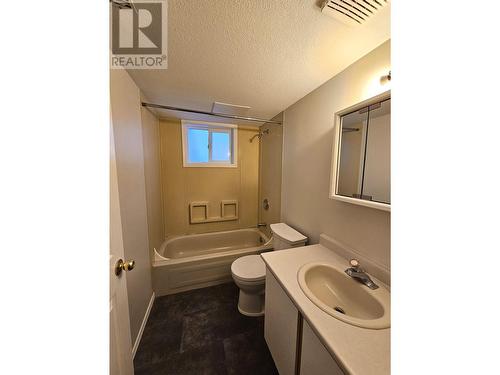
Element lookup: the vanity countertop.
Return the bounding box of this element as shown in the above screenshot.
[261,243,390,375]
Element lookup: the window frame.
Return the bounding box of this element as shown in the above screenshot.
[181,120,238,168]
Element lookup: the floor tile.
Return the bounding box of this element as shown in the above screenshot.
[134,282,277,375]
[223,330,278,375]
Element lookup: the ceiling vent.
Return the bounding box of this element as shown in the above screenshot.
[211,102,251,117]
[320,0,389,26]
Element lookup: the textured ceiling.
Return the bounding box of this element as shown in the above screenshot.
[129,0,390,123]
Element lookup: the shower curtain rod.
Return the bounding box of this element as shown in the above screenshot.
[141,102,282,125]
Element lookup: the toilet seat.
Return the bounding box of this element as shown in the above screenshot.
[231,255,266,282]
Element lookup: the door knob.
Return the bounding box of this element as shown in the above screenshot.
[115,259,135,276]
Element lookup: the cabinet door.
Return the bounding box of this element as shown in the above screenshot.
[265,270,299,375]
[300,320,344,375]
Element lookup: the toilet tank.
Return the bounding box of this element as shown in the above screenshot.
[270,223,307,250]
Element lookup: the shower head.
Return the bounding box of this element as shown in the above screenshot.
[249,133,260,143]
[249,128,270,143]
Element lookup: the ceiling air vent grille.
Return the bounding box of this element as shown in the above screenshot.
[321,0,389,26]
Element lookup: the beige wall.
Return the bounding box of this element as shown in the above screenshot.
[141,106,165,257]
[159,119,260,236]
[258,113,283,238]
[281,40,391,270]
[110,69,153,343]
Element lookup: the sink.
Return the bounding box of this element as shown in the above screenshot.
[297,262,390,329]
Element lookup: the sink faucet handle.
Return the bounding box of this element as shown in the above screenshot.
[349,259,360,269]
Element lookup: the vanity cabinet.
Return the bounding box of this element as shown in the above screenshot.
[265,268,345,375]
[264,270,299,375]
[300,320,343,375]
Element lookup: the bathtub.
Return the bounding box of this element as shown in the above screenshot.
[152,228,273,296]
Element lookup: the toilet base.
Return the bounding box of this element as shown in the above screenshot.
[237,289,265,317]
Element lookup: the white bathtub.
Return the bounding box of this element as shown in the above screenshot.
[152,228,273,296]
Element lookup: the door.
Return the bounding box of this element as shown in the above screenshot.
[110,123,134,375]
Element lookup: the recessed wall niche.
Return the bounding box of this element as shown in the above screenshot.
[189,200,239,224]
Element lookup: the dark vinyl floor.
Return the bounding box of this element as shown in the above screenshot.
[134,282,278,375]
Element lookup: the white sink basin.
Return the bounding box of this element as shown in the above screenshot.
[297,262,390,329]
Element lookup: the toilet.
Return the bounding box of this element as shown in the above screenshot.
[231,223,307,316]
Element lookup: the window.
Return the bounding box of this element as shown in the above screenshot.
[182,120,238,167]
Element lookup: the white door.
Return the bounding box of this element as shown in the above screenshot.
[110,123,134,375]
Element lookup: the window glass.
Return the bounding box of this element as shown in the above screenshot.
[211,131,230,161]
[182,121,237,167]
[187,128,209,163]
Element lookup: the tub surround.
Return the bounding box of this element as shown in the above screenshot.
[258,116,283,239]
[141,105,164,261]
[159,119,259,236]
[261,234,390,375]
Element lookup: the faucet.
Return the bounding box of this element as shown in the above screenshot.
[345,259,379,290]
[257,223,267,228]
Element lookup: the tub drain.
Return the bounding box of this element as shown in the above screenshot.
[334,306,345,314]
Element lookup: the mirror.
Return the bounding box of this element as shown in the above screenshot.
[330,91,390,211]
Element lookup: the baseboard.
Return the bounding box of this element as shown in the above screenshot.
[132,292,155,359]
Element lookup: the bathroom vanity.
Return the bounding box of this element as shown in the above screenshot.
[261,235,390,375]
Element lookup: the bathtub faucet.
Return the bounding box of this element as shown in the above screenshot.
[257,223,267,228]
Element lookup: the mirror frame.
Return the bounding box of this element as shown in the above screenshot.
[329,90,391,212]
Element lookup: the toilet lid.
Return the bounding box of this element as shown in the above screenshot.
[231,255,266,281]
[270,223,307,245]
